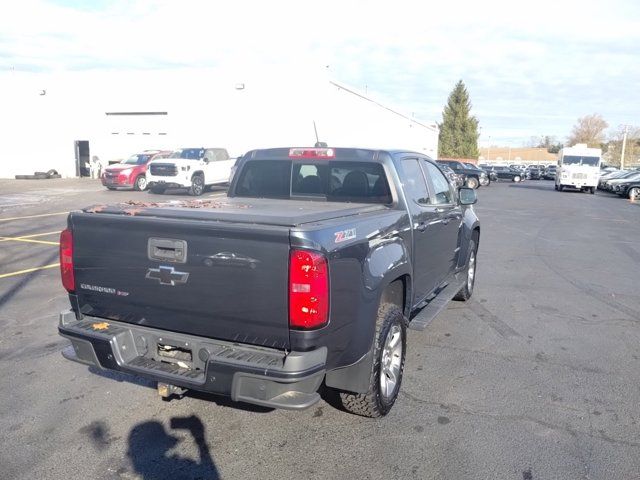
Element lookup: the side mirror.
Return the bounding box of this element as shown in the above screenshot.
[202,158,209,164]
[459,187,477,205]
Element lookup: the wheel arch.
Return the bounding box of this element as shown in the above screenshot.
[325,271,411,395]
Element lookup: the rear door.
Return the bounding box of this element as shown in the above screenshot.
[72,213,292,349]
[204,149,234,184]
[399,158,443,302]
[420,159,462,275]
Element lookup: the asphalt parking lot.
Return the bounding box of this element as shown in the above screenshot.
[0,178,639,480]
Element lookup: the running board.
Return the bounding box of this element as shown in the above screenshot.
[408,278,464,331]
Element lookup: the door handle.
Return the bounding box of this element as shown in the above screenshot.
[416,222,427,232]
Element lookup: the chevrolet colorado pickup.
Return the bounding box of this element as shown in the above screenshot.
[58,147,480,417]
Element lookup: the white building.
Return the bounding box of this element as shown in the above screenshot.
[0,68,438,178]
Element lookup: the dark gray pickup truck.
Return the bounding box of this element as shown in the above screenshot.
[58,147,480,417]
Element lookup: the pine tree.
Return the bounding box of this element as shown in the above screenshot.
[438,80,480,159]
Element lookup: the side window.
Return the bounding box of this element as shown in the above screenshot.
[401,159,429,205]
[207,149,230,161]
[422,161,453,205]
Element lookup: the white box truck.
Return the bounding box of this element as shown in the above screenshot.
[555,144,601,194]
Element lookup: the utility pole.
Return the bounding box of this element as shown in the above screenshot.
[620,125,628,170]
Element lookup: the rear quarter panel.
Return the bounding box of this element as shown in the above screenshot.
[290,208,411,370]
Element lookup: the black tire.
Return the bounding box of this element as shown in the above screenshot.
[554,184,558,191]
[466,176,479,189]
[558,184,564,191]
[629,187,640,201]
[479,176,490,187]
[134,175,147,191]
[454,237,477,301]
[149,186,166,194]
[589,187,595,194]
[339,304,406,418]
[513,175,521,183]
[189,174,205,196]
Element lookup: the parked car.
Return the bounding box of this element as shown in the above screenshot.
[616,178,640,200]
[527,166,542,180]
[598,170,629,189]
[437,160,488,189]
[101,150,172,191]
[439,163,464,187]
[602,171,638,192]
[463,163,491,186]
[490,165,524,182]
[542,166,557,180]
[478,164,499,181]
[57,146,480,418]
[608,172,640,193]
[146,147,235,196]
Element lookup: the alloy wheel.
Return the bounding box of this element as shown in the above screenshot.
[380,324,403,400]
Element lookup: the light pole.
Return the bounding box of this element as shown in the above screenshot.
[620,125,629,170]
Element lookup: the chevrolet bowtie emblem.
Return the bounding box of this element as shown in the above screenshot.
[146,266,189,286]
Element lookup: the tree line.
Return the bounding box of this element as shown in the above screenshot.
[438,81,638,166]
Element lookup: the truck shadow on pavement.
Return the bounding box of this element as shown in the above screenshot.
[127,415,221,480]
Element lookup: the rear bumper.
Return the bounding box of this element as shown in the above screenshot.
[58,310,326,410]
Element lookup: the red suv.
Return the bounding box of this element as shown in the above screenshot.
[102,150,172,191]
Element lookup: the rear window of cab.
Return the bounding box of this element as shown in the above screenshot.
[234,160,392,204]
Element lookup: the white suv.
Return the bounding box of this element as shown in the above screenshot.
[146,148,234,196]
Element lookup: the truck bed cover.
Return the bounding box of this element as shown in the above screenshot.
[81,198,388,227]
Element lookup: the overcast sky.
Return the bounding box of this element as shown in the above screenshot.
[1,0,639,146]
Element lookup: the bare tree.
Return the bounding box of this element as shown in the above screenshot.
[567,114,608,147]
[604,125,640,167]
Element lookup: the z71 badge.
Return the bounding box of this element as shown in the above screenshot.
[334,228,356,243]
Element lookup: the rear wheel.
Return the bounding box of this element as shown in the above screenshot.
[589,187,595,194]
[454,238,477,301]
[558,184,564,191]
[134,175,147,191]
[479,176,490,187]
[339,304,406,418]
[513,175,521,183]
[629,187,640,201]
[189,174,205,196]
[466,176,479,189]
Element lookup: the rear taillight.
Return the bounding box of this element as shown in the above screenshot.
[289,249,329,329]
[60,228,75,292]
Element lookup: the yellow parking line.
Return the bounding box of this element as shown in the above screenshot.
[0,211,68,222]
[0,236,59,245]
[0,230,60,245]
[17,231,61,239]
[0,263,60,279]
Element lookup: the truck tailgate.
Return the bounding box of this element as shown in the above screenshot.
[71,212,291,349]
